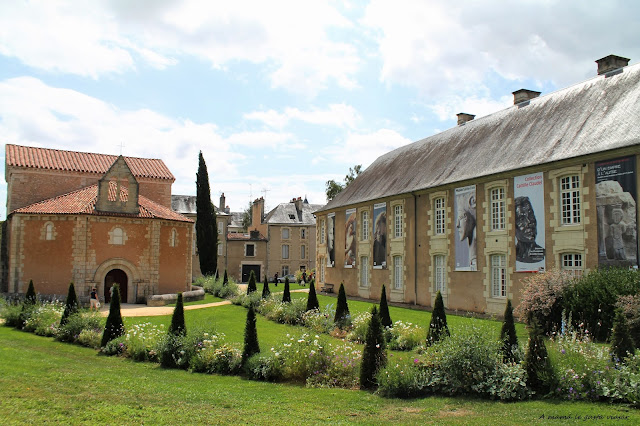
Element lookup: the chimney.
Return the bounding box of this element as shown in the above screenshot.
[225,205,230,214]
[249,229,260,239]
[512,89,541,105]
[251,197,264,227]
[596,54,630,76]
[457,113,475,125]
[294,196,303,218]
[219,193,226,211]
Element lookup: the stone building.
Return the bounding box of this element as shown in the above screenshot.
[315,55,640,314]
[3,144,193,303]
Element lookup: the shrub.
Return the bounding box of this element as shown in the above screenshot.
[611,309,635,362]
[169,293,186,336]
[379,285,392,328]
[190,333,242,375]
[259,297,306,325]
[101,284,125,347]
[223,270,229,285]
[261,275,270,299]
[77,329,102,349]
[426,291,449,346]
[305,279,319,312]
[306,341,360,389]
[302,307,335,334]
[123,322,166,362]
[334,283,350,329]
[360,306,387,390]
[386,320,425,351]
[501,299,519,363]
[22,301,63,336]
[60,282,79,327]
[346,311,372,343]
[244,353,284,382]
[1,300,24,328]
[377,356,431,398]
[158,329,213,369]
[199,274,239,299]
[56,311,102,343]
[524,319,555,395]
[101,336,126,356]
[24,280,37,305]
[247,270,257,294]
[282,277,291,303]
[232,291,262,309]
[242,306,260,365]
[616,293,640,349]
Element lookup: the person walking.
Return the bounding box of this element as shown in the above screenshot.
[90,287,100,311]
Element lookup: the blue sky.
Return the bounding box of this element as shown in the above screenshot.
[1,0,639,218]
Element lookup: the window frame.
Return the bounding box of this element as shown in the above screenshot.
[394,205,403,238]
[560,175,581,225]
[301,244,306,259]
[245,243,255,257]
[490,187,506,231]
[434,197,446,235]
[434,255,446,293]
[361,210,370,241]
[112,227,124,245]
[561,253,583,277]
[282,244,290,259]
[491,254,507,298]
[393,255,403,290]
[360,256,369,288]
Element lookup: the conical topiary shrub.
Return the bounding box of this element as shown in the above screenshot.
[247,270,257,294]
[223,270,229,286]
[242,305,260,365]
[379,285,392,328]
[611,309,635,362]
[101,284,125,347]
[426,291,449,346]
[169,292,186,336]
[305,279,319,312]
[334,283,350,329]
[262,275,271,299]
[25,280,37,306]
[60,282,79,327]
[360,306,387,390]
[19,279,38,329]
[500,299,519,363]
[282,277,291,303]
[524,318,555,394]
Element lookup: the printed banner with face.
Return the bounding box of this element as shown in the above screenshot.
[514,172,546,272]
[596,156,638,267]
[372,202,387,268]
[345,208,357,268]
[455,185,477,271]
[327,213,335,267]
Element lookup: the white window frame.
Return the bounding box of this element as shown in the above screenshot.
[282,265,289,276]
[394,205,403,238]
[360,256,369,287]
[282,244,289,259]
[490,187,506,231]
[434,255,446,293]
[561,175,581,225]
[393,255,403,290]
[562,253,583,277]
[361,210,370,241]
[434,197,445,235]
[491,254,507,298]
[282,227,290,239]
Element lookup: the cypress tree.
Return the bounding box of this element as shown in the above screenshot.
[60,281,79,327]
[305,279,319,312]
[101,284,125,347]
[334,283,350,328]
[242,305,260,365]
[500,299,519,363]
[223,269,229,286]
[196,151,217,276]
[24,280,37,306]
[426,291,449,347]
[524,318,554,394]
[360,306,387,390]
[247,270,257,294]
[282,276,291,303]
[379,285,392,328]
[261,275,271,299]
[611,309,635,362]
[169,292,186,336]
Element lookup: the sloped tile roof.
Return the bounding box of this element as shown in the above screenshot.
[264,201,324,225]
[318,62,640,213]
[227,232,267,241]
[13,182,192,222]
[6,144,175,180]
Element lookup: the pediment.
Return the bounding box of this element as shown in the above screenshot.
[95,156,139,214]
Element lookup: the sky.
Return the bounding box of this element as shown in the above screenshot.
[1,0,639,219]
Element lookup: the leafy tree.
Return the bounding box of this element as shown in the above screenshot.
[305,279,319,312]
[334,283,350,328]
[360,306,387,390]
[524,319,555,394]
[379,285,392,328]
[247,270,257,294]
[261,275,271,299]
[325,164,362,201]
[196,151,217,276]
[611,309,635,362]
[242,306,260,365]
[223,269,229,286]
[282,277,291,303]
[60,282,79,327]
[500,299,519,363]
[241,201,252,232]
[101,284,124,347]
[24,280,37,306]
[426,291,449,346]
[169,292,186,336]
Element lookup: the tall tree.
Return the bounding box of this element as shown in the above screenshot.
[247,270,257,294]
[60,282,79,327]
[379,285,392,328]
[282,277,291,303]
[261,275,271,299]
[325,164,362,201]
[101,284,125,347]
[24,280,37,306]
[196,151,217,276]
[360,306,387,390]
[242,306,260,365]
[334,283,350,328]
[524,318,555,394]
[169,293,186,336]
[305,279,319,312]
[500,299,519,363]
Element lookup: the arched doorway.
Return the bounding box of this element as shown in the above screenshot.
[104,269,128,303]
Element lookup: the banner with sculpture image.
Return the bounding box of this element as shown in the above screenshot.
[596,156,638,267]
[514,172,546,272]
[454,185,477,271]
[345,208,356,268]
[327,213,335,267]
[372,202,387,268]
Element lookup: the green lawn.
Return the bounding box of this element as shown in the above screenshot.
[1,326,637,424]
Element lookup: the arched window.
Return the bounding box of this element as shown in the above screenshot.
[170,228,178,247]
[112,227,124,245]
[45,223,54,240]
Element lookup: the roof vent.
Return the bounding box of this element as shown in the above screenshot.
[596,54,630,76]
[457,113,475,126]
[512,89,541,106]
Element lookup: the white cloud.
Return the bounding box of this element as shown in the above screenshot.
[334,129,412,168]
[428,94,513,122]
[245,103,360,129]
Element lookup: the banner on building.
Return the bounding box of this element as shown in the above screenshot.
[514,172,546,272]
[373,202,387,268]
[345,208,356,268]
[455,185,477,271]
[596,156,638,267]
[327,213,335,267]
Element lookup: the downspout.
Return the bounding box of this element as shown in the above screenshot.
[412,192,418,306]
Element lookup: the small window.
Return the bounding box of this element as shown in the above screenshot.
[245,244,255,257]
[282,265,289,276]
[170,228,178,247]
[360,256,369,287]
[217,243,223,256]
[282,228,290,239]
[217,221,223,234]
[394,205,403,238]
[319,260,325,282]
[112,227,124,245]
[491,254,507,298]
[434,255,446,293]
[491,188,505,231]
[289,214,296,220]
[561,175,581,225]
[321,219,326,244]
[301,245,306,259]
[394,255,403,289]
[361,210,370,240]
[282,244,289,259]
[562,253,583,277]
[434,197,445,235]
[45,223,54,241]
[301,228,306,239]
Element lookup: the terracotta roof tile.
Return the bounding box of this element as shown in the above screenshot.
[6,144,175,180]
[227,232,267,241]
[12,183,192,222]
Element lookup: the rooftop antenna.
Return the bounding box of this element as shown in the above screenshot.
[261,187,270,199]
[118,141,126,155]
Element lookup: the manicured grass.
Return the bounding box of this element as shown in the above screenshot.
[1,326,637,424]
[167,293,225,307]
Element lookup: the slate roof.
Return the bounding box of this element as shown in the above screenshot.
[318,62,640,213]
[13,182,192,222]
[171,194,231,216]
[6,144,175,181]
[264,200,324,225]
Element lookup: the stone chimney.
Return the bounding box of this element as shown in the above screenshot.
[251,197,265,227]
[294,196,303,214]
[596,55,630,76]
[512,89,541,105]
[457,113,475,125]
[219,193,226,211]
[249,229,260,239]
